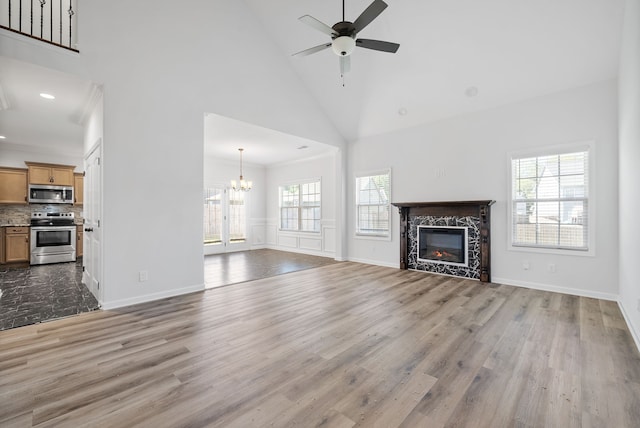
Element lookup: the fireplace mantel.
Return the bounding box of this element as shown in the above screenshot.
[392,200,495,282]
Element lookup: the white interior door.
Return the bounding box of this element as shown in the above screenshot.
[83,142,102,303]
[204,186,249,255]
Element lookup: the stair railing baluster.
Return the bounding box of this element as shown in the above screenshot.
[39,0,45,38]
[68,1,74,49]
[59,0,62,45]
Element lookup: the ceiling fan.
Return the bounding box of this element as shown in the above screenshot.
[293,0,400,75]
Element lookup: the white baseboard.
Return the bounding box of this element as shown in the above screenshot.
[101,283,204,310]
[347,257,399,269]
[617,300,640,354]
[492,277,618,301]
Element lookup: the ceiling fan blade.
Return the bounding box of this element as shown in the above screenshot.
[292,43,332,57]
[356,38,400,53]
[299,15,339,36]
[340,55,351,75]
[352,0,388,34]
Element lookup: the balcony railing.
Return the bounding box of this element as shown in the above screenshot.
[0,0,78,52]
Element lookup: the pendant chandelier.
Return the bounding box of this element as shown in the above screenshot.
[231,148,252,192]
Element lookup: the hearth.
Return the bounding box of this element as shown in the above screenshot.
[418,226,468,267]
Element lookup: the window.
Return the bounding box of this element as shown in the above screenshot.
[356,170,391,237]
[228,188,246,242]
[203,187,223,244]
[203,186,246,245]
[279,180,321,232]
[511,146,590,251]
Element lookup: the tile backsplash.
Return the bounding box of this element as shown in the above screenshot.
[0,204,83,226]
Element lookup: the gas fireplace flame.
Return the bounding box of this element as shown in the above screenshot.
[432,249,454,258]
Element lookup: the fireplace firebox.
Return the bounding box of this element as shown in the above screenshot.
[418,226,468,267]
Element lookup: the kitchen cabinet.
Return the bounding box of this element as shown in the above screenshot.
[25,162,74,186]
[77,225,83,258]
[0,167,28,204]
[4,226,30,263]
[74,173,84,205]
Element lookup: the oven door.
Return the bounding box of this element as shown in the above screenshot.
[30,226,77,265]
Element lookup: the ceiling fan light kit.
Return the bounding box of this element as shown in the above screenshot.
[294,0,400,75]
[332,36,356,56]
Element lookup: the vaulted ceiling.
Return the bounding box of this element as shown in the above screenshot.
[244,0,624,141]
[0,0,626,164]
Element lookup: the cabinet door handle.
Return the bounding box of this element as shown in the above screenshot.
[85,228,94,232]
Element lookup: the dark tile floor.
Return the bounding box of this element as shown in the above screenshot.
[204,248,339,288]
[0,250,335,331]
[0,259,99,331]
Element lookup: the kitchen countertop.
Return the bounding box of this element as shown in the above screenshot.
[1,223,30,227]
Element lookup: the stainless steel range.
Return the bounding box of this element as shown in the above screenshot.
[30,212,77,265]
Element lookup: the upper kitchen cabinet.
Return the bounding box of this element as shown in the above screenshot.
[0,167,28,204]
[74,173,84,205]
[25,162,75,186]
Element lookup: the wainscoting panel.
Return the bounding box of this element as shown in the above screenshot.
[277,235,298,249]
[299,237,322,252]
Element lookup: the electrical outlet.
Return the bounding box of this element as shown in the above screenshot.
[522,261,530,271]
[548,263,556,273]
[139,270,148,282]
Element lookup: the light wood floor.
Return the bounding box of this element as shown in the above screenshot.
[1,263,639,427]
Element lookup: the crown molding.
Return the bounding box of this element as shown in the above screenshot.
[74,83,102,126]
[0,82,10,110]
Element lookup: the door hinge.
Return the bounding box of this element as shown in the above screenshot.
[82,171,86,177]
[97,220,101,227]
[97,157,101,166]
[82,266,85,272]
[97,281,100,289]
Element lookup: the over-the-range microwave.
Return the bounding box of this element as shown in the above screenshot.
[28,184,74,204]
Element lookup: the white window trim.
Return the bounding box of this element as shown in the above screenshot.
[507,141,596,257]
[354,168,392,241]
[278,177,322,234]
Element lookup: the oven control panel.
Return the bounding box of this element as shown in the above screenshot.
[31,212,75,219]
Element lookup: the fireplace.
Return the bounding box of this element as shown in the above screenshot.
[392,200,494,282]
[418,226,468,267]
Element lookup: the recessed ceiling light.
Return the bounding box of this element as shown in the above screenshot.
[297,145,309,150]
[398,107,408,116]
[40,93,55,100]
[0,135,5,139]
[465,87,479,97]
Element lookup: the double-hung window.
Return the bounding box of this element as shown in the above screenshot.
[355,170,391,238]
[510,145,591,252]
[279,180,321,232]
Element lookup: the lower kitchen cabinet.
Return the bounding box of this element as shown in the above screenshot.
[4,226,30,263]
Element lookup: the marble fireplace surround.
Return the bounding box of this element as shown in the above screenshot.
[392,201,495,282]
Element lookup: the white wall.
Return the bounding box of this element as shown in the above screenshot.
[1,0,344,309]
[348,80,619,299]
[266,152,338,258]
[618,0,640,349]
[0,144,83,170]
[203,155,267,249]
